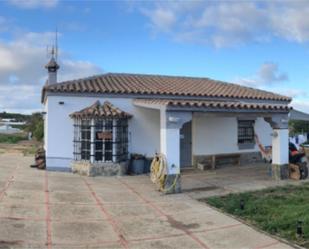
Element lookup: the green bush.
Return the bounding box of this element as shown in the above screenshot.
[24,112,44,141]
[0,134,27,144]
[33,119,44,141]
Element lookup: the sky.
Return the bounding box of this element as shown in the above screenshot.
[0,0,309,114]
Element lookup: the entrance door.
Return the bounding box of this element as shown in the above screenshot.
[180,121,192,168]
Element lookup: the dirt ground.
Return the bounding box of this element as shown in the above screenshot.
[0,153,294,249]
[0,140,41,155]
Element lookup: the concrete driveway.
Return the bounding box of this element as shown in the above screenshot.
[0,153,293,249]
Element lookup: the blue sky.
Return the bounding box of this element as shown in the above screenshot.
[0,0,309,113]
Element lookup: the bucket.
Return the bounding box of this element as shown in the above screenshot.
[131,159,145,175]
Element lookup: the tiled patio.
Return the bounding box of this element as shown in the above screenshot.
[0,153,294,249]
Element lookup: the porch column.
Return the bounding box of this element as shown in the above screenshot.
[160,108,192,193]
[264,114,289,180]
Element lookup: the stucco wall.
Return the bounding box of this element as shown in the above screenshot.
[45,95,274,170]
[45,96,160,169]
[192,113,272,156]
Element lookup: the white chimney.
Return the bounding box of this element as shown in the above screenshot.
[45,48,59,85]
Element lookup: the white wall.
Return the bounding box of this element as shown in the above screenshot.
[45,96,160,169]
[45,95,274,169]
[192,113,272,156]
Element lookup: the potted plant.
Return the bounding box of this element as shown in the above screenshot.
[130,154,145,175]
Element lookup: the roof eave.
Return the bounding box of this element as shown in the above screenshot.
[43,90,292,104]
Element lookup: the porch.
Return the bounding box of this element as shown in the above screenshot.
[181,163,308,200]
[134,98,291,193]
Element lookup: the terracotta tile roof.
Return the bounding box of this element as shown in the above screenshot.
[70,101,132,119]
[133,99,291,112]
[42,73,291,102]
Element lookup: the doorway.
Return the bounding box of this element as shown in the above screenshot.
[180,121,192,168]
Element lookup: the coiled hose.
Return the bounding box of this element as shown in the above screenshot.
[150,153,179,193]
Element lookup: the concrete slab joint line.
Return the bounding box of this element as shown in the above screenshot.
[81,176,129,249]
[118,179,210,249]
[0,165,19,202]
[44,171,52,249]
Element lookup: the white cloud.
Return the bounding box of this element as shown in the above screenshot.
[235,62,309,106]
[258,63,288,83]
[8,0,58,9]
[236,62,288,87]
[269,2,309,43]
[59,60,102,82]
[137,1,309,47]
[0,31,103,113]
[274,88,308,99]
[291,100,309,114]
[0,85,40,113]
[142,7,176,33]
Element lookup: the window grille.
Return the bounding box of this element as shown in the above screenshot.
[238,120,255,144]
[73,117,129,163]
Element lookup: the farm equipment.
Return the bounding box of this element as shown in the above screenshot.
[255,134,308,180]
[288,142,308,180]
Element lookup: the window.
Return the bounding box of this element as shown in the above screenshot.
[104,119,113,161]
[116,119,129,162]
[238,120,255,149]
[94,120,103,161]
[73,118,129,163]
[80,120,91,160]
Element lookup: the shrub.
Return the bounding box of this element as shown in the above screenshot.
[0,134,27,144]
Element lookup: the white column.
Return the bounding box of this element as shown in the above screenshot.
[160,109,192,175]
[272,129,289,165]
[90,119,95,163]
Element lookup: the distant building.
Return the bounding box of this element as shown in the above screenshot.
[0,124,21,134]
[0,119,25,134]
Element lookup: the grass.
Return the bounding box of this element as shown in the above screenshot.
[204,183,309,248]
[0,133,27,144]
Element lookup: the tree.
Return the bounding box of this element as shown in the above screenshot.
[25,112,44,141]
[33,118,44,141]
[289,120,309,135]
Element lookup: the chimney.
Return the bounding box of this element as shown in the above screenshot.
[45,47,59,85]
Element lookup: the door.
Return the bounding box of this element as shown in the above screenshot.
[180,121,192,168]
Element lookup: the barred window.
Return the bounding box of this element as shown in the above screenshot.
[80,120,91,160]
[73,118,129,163]
[238,120,255,145]
[116,119,129,162]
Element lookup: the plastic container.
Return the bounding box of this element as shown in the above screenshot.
[144,158,153,173]
[131,159,145,174]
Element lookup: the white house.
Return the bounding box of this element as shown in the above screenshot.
[42,55,291,191]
